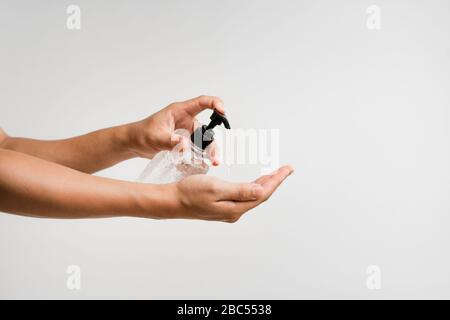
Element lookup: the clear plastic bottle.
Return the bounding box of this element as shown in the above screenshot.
[137,134,210,184]
[137,111,230,184]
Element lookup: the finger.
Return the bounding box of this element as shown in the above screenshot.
[219,165,294,217]
[253,174,271,185]
[192,118,220,165]
[252,167,285,184]
[205,142,220,166]
[259,165,294,199]
[218,181,264,202]
[181,95,225,117]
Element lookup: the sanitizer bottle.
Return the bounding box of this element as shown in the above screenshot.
[137,111,231,184]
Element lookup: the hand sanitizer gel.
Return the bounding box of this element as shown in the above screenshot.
[137,111,231,184]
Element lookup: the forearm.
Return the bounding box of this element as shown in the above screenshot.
[0,149,176,219]
[0,125,137,173]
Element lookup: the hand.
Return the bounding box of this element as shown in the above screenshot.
[170,165,294,222]
[128,95,225,165]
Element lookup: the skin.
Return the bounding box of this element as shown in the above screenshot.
[0,96,293,222]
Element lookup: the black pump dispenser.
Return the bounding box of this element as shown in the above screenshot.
[190,111,231,150]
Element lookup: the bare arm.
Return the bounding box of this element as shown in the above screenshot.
[0,96,225,173]
[0,125,135,174]
[0,148,293,221]
[0,148,174,218]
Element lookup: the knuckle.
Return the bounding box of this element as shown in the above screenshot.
[238,185,252,201]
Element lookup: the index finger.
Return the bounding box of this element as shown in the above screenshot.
[181,95,225,117]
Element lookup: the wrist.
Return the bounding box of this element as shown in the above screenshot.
[122,120,155,158]
[110,124,139,159]
[130,182,181,219]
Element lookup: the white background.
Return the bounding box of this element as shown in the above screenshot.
[1,0,450,298]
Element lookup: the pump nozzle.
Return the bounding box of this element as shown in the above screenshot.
[190,110,231,150]
[207,111,231,130]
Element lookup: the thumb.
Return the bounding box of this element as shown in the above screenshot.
[219,182,264,202]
